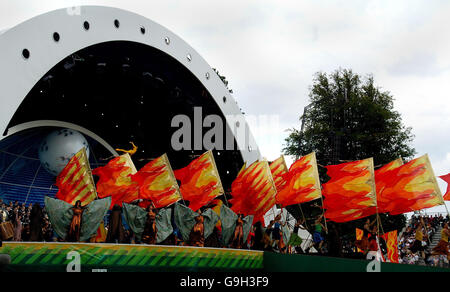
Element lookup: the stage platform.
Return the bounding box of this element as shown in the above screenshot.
[0,242,448,272]
[0,242,263,272]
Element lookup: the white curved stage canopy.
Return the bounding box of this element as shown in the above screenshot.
[0,6,261,205]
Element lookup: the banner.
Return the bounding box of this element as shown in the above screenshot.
[92,153,139,209]
[230,160,277,224]
[174,151,224,211]
[322,158,377,223]
[132,154,181,208]
[269,155,289,192]
[275,152,322,207]
[376,154,444,215]
[381,230,399,264]
[439,173,450,201]
[55,148,97,205]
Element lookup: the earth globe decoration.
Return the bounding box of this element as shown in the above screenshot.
[38,129,90,176]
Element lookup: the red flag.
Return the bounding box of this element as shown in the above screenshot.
[439,173,450,201]
[376,155,444,215]
[269,156,289,192]
[92,153,139,209]
[274,152,322,207]
[131,154,182,208]
[174,151,224,211]
[230,160,277,224]
[381,230,399,264]
[375,158,404,213]
[322,158,377,223]
[55,148,97,205]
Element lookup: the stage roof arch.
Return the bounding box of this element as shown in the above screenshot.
[0,6,261,204]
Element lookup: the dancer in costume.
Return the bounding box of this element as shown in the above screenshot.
[355,218,376,254]
[218,204,253,249]
[122,202,173,245]
[174,203,219,248]
[68,201,84,242]
[45,197,111,242]
[312,214,327,253]
[106,204,125,243]
[411,217,426,260]
[432,223,450,261]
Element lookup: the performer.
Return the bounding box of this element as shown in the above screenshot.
[45,197,111,242]
[106,204,125,243]
[288,219,306,254]
[230,214,245,249]
[312,214,327,253]
[410,217,426,259]
[141,203,158,245]
[355,218,376,254]
[174,203,218,248]
[122,202,173,245]
[67,201,84,242]
[432,223,450,261]
[29,204,44,242]
[189,210,205,247]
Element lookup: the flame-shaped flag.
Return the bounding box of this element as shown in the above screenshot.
[322,158,377,223]
[375,158,404,213]
[230,160,277,224]
[439,173,450,201]
[132,154,182,208]
[274,152,322,207]
[269,155,289,192]
[174,151,224,211]
[381,230,399,263]
[92,153,139,209]
[55,148,97,205]
[376,154,444,215]
[355,228,364,253]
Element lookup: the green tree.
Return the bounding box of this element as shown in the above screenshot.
[283,69,414,251]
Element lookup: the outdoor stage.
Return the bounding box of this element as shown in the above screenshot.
[0,242,448,272]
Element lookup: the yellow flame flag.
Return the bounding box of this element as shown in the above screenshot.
[375,154,444,215]
[174,151,224,211]
[92,153,139,209]
[230,160,277,224]
[132,154,182,208]
[381,230,399,263]
[322,158,377,223]
[272,153,322,207]
[269,156,289,192]
[55,148,97,205]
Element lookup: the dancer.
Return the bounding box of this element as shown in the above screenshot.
[432,222,450,261]
[45,197,110,242]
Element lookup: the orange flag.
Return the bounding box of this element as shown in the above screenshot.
[376,155,444,215]
[274,152,322,207]
[269,155,289,192]
[230,160,277,223]
[356,228,364,253]
[55,148,97,205]
[132,154,182,208]
[322,158,377,223]
[381,230,399,264]
[375,158,404,213]
[173,151,224,211]
[439,173,450,201]
[92,153,139,209]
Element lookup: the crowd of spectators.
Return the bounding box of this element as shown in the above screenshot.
[399,214,449,267]
[0,199,54,242]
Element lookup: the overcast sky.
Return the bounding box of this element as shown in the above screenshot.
[1,0,449,214]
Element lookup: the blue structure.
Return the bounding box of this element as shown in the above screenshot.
[0,128,106,206]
